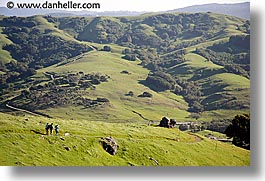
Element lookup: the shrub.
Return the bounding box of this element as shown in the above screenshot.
[103,46,111,52]
[138,91,153,98]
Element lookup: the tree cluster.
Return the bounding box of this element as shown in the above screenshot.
[145,71,177,91]
[8,72,110,111]
[175,78,204,113]
[224,114,250,150]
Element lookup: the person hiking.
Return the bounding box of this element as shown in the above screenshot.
[55,125,59,136]
[45,123,49,135]
[49,123,54,135]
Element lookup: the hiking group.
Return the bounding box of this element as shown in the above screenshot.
[45,123,59,136]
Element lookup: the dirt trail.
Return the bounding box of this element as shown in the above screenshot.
[131,110,151,121]
[6,103,49,117]
[187,133,202,143]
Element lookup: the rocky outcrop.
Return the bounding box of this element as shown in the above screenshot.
[63,146,70,151]
[101,137,118,155]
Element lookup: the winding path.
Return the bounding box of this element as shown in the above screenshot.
[131,110,152,121]
[6,103,48,117]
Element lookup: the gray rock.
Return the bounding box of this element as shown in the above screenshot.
[63,146,70,151]
[101,137,118,155]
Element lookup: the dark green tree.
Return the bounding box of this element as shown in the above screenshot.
[122,54,136,61]
[103,46,111,52]
[224,114,250,149]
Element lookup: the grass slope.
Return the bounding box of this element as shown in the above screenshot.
[167,52,249,120]
[0,112,250,166]
[38,50,189,122]
[0,27,13,64]
[33,16,78,42]
[0,13,249,122]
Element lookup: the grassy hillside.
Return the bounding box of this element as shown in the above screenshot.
[32,16,78,42]
[0,27,13,64]
[1,13,250,122]
[37,50,189,122]
[0,12,250,135]
[0,12,251,166]
[0,112,250,166]
[167,53,223,78]
[166,52,249,120]
[3,47,248,122]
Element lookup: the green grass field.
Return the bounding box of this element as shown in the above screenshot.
[0,112,250,166]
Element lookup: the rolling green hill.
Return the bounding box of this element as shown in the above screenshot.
[35,50,189,122]
[0,12,250,165]
[0,27,13,64]
[0,112,250,166]
[0,12,249,122]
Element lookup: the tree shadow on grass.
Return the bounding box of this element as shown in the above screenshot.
[31,130,45,135]
[138,80,166,92]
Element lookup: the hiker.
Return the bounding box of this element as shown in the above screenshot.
[49,123,54,135]
[45,123,49,135]
[55,125,59,136]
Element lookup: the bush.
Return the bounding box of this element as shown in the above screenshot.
[122,54,137,61]
[179,124,189,131]
[127,91,134,96]
[96,97,110,102]
[103,46,111,52]
[91,79,100,85]
[138,91,153,98]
